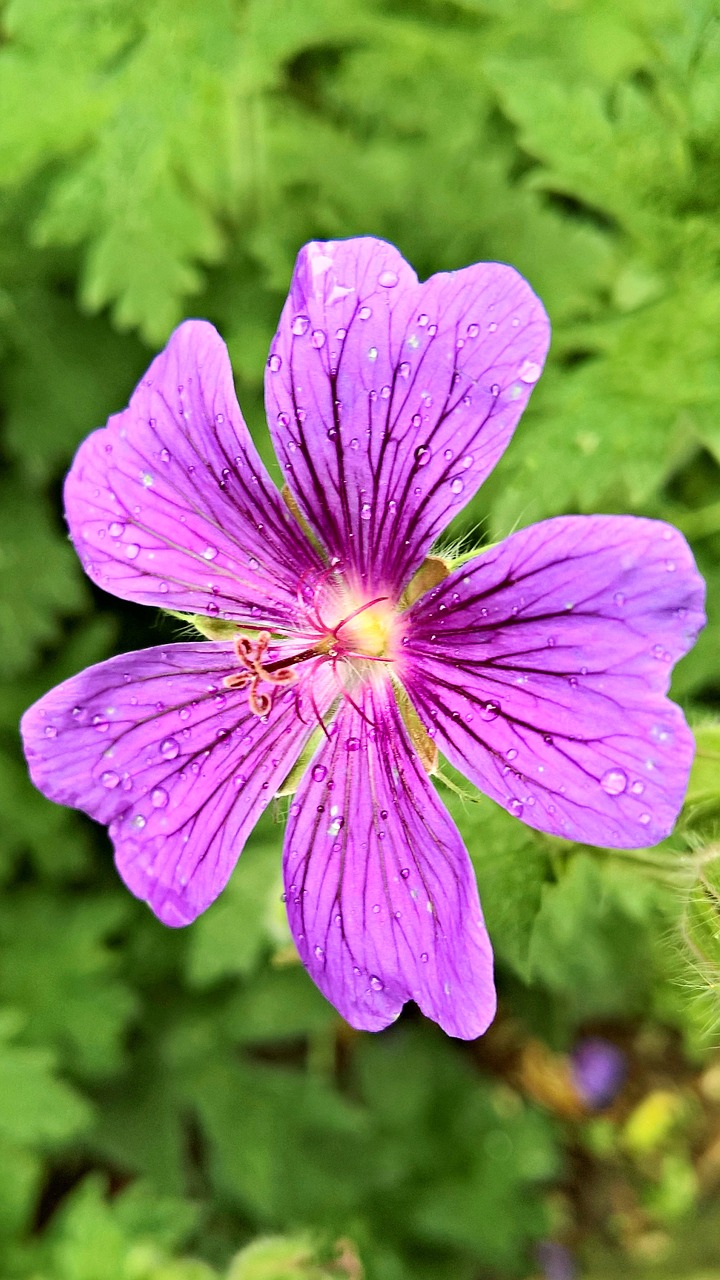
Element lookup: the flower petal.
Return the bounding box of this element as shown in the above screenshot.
[402,517,705,848]
[21,642,334,925]
[65,320,323,628]
[283,677,495,1038]
[266,237,550,593]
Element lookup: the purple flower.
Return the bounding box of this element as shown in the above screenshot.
[571,1037,627,1109]
[21,237,705,1039]
[535,1241,577,1280]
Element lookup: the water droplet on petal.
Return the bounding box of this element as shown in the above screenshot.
[359,305,372,320]
[639,812,651,826]
[312,764,327,783]
[132,815,146,830]
[507,797,524,818]
[44,725,58,738]
[481,701,501,722]
[600,768,627,796]
[109,521,124,538]
[369,974,384,991]
[151,787,168,808]
[630,780,645,795]
[367,346,378,361]
[125,543,140,560]
[420,951,429,963]
[400,867,410,879]
[314,944,325,960]
[160,737,180,760]
[203,546,218,561]
[292,314,310,336]
[92,716,109,733]
[360,502,372,521]
[415,445,431,468]
[311,329,326,348]
[378,269,398,287]
[450,477,464,495]
[518,359,541,383]
[268,353,282,372]
[101,770,119,789]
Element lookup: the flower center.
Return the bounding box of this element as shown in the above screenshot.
[331,595,399,659]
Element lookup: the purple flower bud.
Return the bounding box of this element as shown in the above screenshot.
[571,1036,627,1109]
[536,1241,577,1280]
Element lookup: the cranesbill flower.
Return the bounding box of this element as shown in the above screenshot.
[21,238,705,1039]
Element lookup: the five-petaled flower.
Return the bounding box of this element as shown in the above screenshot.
[21,237,705,1039]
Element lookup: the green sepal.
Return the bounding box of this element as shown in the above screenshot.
[162,610,243,642]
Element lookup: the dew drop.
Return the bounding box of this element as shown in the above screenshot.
[203,546,218,561]
[490,383,500,396]
[268,353,282,372]
[292,314,310,336]
[125,543,140,560]
[614,592,625,606]
[600,768,627,796]
[506,748,518,761]
[151,787,168,808]
[346,737,360,752]
[367,346,378,362]
[359,305,372,320]
[639,812,651,826]
[101,770,119,789]
[132,815,146,830]
[461,454,473,469]
[92,716,109,733]
[109,521,124,538]
[399,361,410,379]
[312,764,327,783]
[360,502,372,521]
[311,328,326,348]
[450,477,464,495]
[481,701,501,722]
[160,737,180,760]
[420,952,429,963]
[314,945,325,960]
[378,269,399,287]
[630,780,645,796]
[415,445,432,468]
[518,359,542,383]
[507,797,524,818]
[44,724,58,738]
[369,975,384,991]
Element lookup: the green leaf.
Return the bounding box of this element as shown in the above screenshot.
[527,852,669,1021]
[0,1009,91,1145]
[0,892,137,1078]
[0,478,88,680]
[186,816,284,988]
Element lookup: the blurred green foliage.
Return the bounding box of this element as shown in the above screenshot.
[1,0,720,1276]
